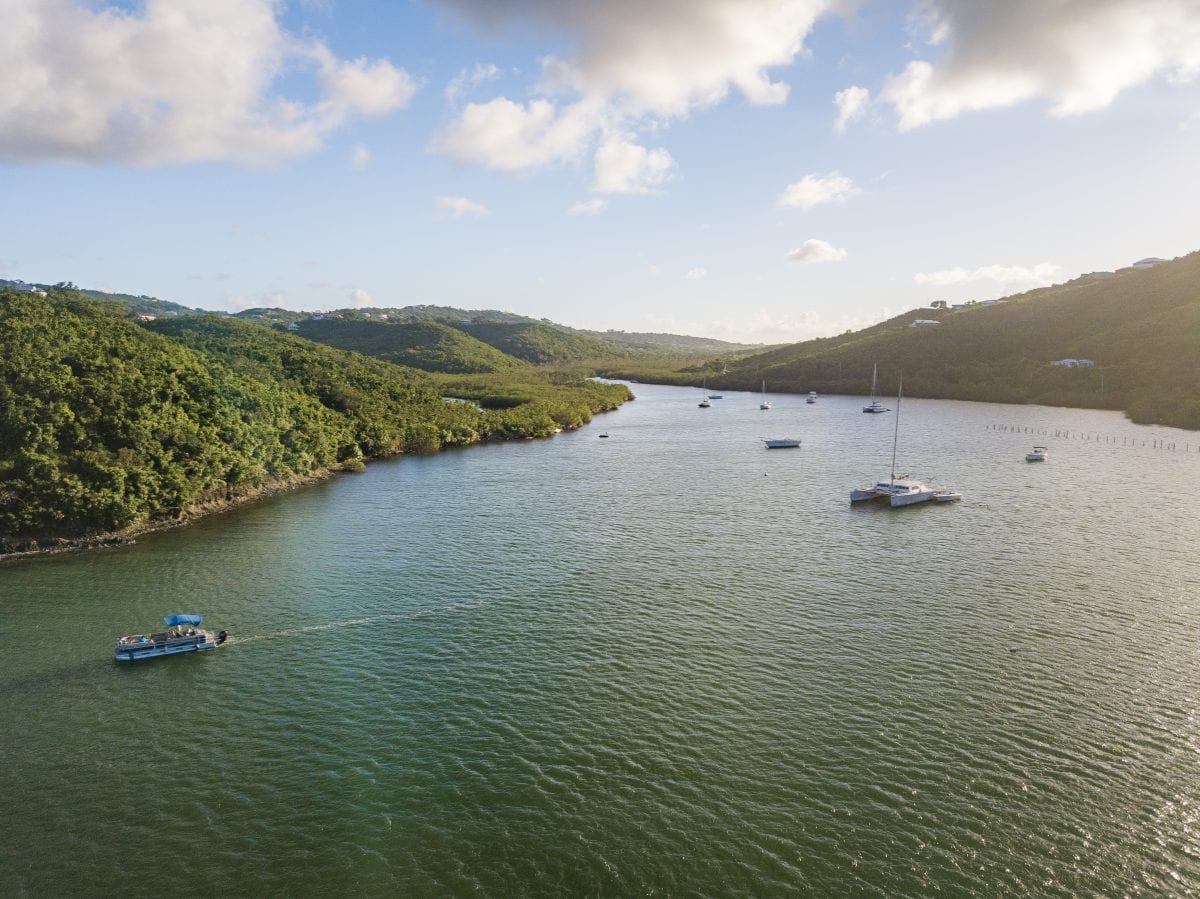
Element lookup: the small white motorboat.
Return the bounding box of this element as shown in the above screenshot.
[1026,446,1047,462]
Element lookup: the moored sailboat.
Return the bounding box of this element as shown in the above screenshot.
[851,376,957,507]
[862,363,889,413]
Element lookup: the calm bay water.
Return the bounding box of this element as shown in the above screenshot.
[3,382,1199,897]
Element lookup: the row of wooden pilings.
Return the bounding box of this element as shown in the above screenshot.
[989,423,1194,452]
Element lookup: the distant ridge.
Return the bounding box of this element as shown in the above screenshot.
[701,251,1200,429]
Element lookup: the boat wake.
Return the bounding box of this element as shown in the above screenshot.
[230,601,486,645]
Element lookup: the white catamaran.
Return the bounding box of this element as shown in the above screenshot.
[851,376,959,507]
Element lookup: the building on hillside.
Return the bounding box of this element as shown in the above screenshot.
[1131,257,1166,269]
[1050,359,1078,367]
[286,322,300,331]
[910,319,941,327]
[311,311,343,320]
[135,312,156,321]
[1076,359,1095,367]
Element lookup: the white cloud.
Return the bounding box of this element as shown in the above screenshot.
[592,134,675,193]
[445,63,502,102]
[349,287,373,307]
[350,144,370,169]
[314,47,419,117]
[434,196,491,218]
[684,267,708,280]
[777,171,860,209]
[433,1,839,185]
[914,262,1060,287]
[881,1,1200,130]
[0,0,419,166]
[439,0,835,116]
[433,97,601,172]
[785,239,847,264]
[833,85,870,132]
[568,198,608,215]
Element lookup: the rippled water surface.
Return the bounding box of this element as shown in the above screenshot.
[3,383,1200,896]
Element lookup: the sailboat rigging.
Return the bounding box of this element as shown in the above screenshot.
[862,363,890,413]
[850,374,959,506]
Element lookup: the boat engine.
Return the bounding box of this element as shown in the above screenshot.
[217,630,228,645]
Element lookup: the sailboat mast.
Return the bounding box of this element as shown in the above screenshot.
[890,374,902,484]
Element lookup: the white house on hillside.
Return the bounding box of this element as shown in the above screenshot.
[910,319,941,327]
[1131,257,1166,269]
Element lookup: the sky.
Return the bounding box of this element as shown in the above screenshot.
[2,0,1199,344]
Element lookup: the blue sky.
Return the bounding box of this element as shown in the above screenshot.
[2,0,1198,342]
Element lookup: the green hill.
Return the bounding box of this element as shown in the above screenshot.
[578,329,761,354]
[708,252,1200,429]
[455,320,627,364]
[294,318,529,374]
[0,289,630,552]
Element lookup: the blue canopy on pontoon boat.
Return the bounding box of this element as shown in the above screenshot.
[164,614,202,627]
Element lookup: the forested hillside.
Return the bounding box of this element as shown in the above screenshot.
[454,320,627,364]
[294,318,529,373]
[700,253,1200,429]
[0,290,630,551]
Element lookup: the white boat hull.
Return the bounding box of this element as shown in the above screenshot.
[851,480,940,506]
[890,488,935,506]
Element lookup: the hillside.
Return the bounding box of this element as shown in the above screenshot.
[454,320,627,364]
[0,279,202,317]
[295,315,752,368]
[18,283,753,366]
[706,252,1200,429]
[0,289,631,552]
[578,329,761,354]
[293,318,529,373]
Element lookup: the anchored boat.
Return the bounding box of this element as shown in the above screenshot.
[862,363,890,413]
[114,614,227,662]
[851,375,959,507]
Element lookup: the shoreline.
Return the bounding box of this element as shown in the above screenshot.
[0,404,626,564]
[0,467,342,564]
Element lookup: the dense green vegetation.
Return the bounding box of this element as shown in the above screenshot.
[294,319,529,373]
[454,320,627,365]
[641,253,1200,429]
[0,290,630,550]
